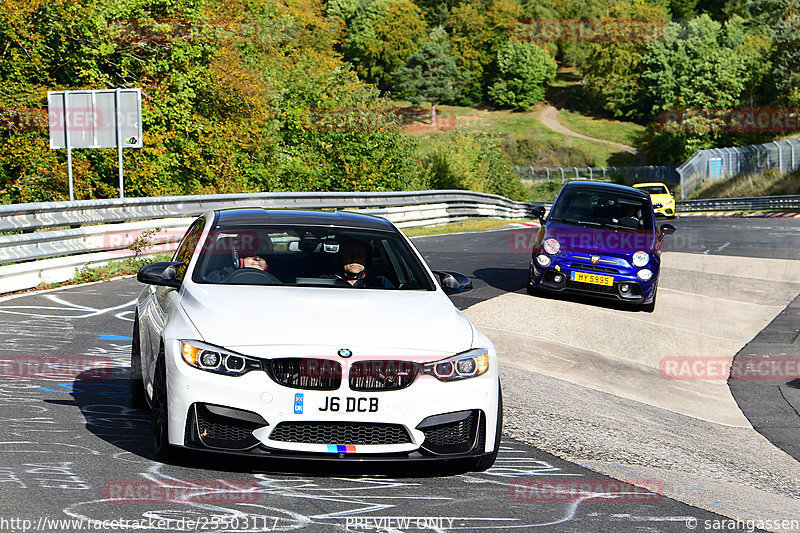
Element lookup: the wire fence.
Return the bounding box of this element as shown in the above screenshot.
[514,166,679,185]
[677,138,800,199]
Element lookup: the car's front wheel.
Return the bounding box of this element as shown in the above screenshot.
[130,313,147,409]
[152,350,176,461]
[642,289,657,313]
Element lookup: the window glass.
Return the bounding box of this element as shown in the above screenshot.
[172,219,205,280]
[192,225,434,290]
[551,188,653,230]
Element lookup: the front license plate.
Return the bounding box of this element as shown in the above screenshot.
[570,271,613,286]
[318,396,379,413]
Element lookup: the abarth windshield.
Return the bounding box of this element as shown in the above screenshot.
[550,188,653,230]
[192,225,435,290]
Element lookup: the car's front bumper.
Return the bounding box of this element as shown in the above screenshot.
[528,254,657,304]
[163,343,500,459]
[652,202,676,217]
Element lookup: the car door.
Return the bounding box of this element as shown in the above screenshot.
[141,218,205,392]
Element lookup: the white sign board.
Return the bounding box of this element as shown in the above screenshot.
[48,89,142,149]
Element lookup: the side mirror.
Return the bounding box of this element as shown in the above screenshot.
[432,270,473,295]
[137,261,185,288]
[531,205,546,223]
[659,223,676,236]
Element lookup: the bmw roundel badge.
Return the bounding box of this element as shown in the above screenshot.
[337,348,353,358]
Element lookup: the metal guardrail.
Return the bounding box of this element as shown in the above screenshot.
[676,195,800,212]
[528,196,800,213]
[0,190,535,294]
[0,190,531,233]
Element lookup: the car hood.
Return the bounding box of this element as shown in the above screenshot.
[544,221,657,255]
[649,193,674,204]
[178,284,474,355]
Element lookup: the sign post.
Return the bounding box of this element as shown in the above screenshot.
[48,89,142,200]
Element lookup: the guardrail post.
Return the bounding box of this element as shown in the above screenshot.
[561,168,565,183]
[602,167,606,180]
[545,167,550,181]
[574,167,579,180]
[589,167,593,180]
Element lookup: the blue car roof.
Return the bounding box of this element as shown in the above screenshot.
[559,181,650,200]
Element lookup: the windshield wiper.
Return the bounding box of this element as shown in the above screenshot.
[551,217,602,227]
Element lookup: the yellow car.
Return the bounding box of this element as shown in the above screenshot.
[633,182,676,219]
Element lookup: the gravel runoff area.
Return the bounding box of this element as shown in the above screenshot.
[465,252,800,531]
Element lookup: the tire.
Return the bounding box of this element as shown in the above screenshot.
[130,313,147,409]
[472,384,503,472]
[151,349,177,461]
[642,290,656,313]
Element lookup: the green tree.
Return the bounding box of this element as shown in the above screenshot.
[392,26,467,124]
[748,0,800,106]
[447,3,492,105]
[487,40,557,110]
[0,0,425,203]
[420,130,526,200]
[342,0,427,88]
[640,15,772,162]
[581,1,669,120]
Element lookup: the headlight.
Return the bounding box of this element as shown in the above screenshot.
[632,251,649,267]
[536,254,551,267]
[422,348,489,382]
[637,269,653,281]
[181,340,261,376]
[543,238,560,255]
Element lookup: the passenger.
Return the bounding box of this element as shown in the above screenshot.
[327,239,394,289]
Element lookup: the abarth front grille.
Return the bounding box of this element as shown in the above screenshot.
[349,360,420,391]
[269,422,412,445]
[569,263,620,274]
[265,358,342,390]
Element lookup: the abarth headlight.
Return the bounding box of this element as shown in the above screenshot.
[422,348,489,382]
[181,340,261,376]
[536,254,551,267]
[543,238,560,255]
[632,251,649,267]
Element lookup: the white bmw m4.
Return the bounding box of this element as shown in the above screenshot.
[132,209,501,471]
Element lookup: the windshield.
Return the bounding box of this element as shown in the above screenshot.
[635,185,670,195]
[192,225,435,290]
[550,188,653,230]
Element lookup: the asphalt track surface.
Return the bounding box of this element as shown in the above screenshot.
[0,217,795,532]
